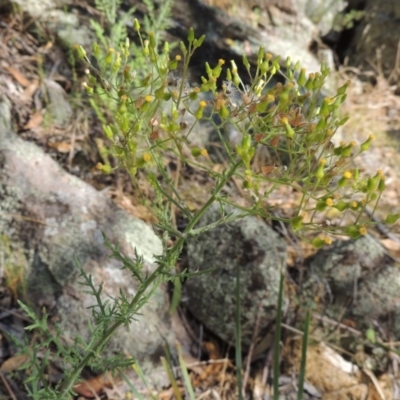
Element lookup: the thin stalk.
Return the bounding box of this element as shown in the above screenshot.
[235,262,243,400]
[120,371,146,400]
[161,357,183,400]
[177,343,196,400]
[59,159,243,396]
[181,160,243,235]
[148,141,192,219]
[273,270,284,400]
[297,309,310,400]
[152,177,192,219]
[176,44,195,109]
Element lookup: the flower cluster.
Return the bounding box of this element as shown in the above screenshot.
[75,21,397,244]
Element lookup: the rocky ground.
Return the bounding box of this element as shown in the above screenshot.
[1,0,400,399]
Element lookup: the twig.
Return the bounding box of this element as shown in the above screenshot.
[364,206,400,244]
[0,211,47,225]
[260,347,274,399]
[170,157,182,230]
[312,313,361,337]
[363,368,386,400]
[281,323,355,358]
[219,350,230,400]
[0,371,17,400]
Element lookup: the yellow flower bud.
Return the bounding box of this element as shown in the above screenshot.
[195,101,207,119]
[74,44,87,59]
[360,134,375,152]
[105,48,115,64]
[143,153,152,162]
[326,198,333,207]
[343,171,352,179]
[191,147,202,157]
[359,226,367,236]
[134,18,141,31]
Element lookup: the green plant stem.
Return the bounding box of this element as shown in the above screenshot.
[59,160,242,396]
[273,270,284,400]
[235,262,243,400]
[147,136,192,219]
[175,46,193,108]
[297,309,310,400]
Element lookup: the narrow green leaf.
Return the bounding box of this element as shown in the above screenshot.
[235,263,244,400]
[177,343,196,400]
[385,213,400,224]
[161,356,182,400]
[297,309,310,400]
[168,276,182,314]
[120,371,145,400]
[132,361,158,400]
[273,270,285,400]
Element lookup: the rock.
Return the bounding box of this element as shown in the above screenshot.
[11,0,55,19]
[45,9,94,49]
[10,0,94,49]
[185,204,287,349]
[0,97,173,386]
[297,0,348,36]
[344,0,400,81]
[130,0,325,80]
[304,235,400,338]
[43,79,73,127]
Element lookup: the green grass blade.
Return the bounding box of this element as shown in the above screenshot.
[161,356,183,400]
[177,342,196,400]
[132,361,158,400]
[273,270,285,400]
[169,276,182,314]
[235,263,244,400]
[120,370,146,400]
[297,309,310,400]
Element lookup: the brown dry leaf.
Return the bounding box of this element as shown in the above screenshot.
[39,40,54,52]
[158,387,176,400]
[253,370,271,400]
[73,373,112,398]
[5,66,30,87]
[21,80,39,103]
[47,141,72,153]
[270,136,280,147]
[323,384,368,400]
[261,165,276,175]
[380,239,400,258]
[291,341,364,398]
[0,354,29,373]
[212,164,223,172]
[182,354,204,375]
[367,373,394,400]
[189,341,234,390]
[203,340,222,360]
[364,369,391,400]
[117,195,156,223]
[23,111,43,130]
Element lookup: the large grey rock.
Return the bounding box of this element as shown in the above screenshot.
[11,0,94,49]
[0,96,173,385]
[344,0,400,81]
[304,235,400,338]
[297,0,348,36]
[186,204,287,349]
